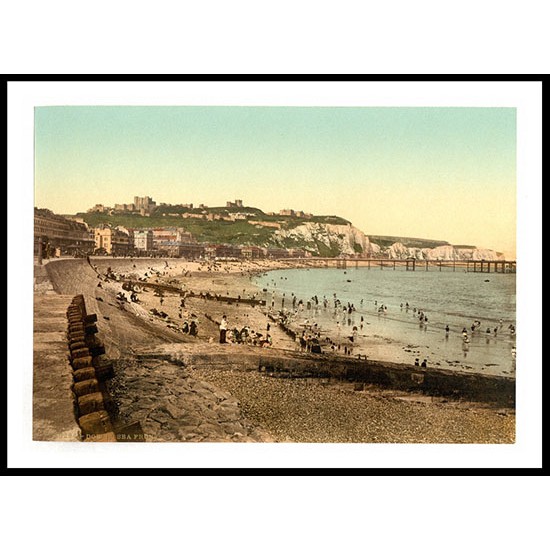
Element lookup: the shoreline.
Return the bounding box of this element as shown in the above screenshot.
[88,256,516,378]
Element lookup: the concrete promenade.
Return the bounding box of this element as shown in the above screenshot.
[33,264,81,441]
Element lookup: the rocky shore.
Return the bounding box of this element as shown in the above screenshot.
[108,357,274,442]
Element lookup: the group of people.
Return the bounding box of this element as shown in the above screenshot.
[218,315,272,347]
[460,319,516,340]
[297,330,322,353]
[414,358,428,368]
[181,318,199,336]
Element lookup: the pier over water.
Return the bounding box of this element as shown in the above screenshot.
[285,257,516,273]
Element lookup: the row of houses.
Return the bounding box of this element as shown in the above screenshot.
[34,208,308,259]
[94,229,308,259]
[34,208,95,256]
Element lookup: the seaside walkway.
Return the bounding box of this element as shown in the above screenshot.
[33,292,81,441]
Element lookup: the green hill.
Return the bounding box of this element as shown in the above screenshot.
[77,206,350,248]
[368,235,450,249]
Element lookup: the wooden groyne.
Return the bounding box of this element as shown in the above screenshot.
[87,257,267,306]
[257,353,515,407]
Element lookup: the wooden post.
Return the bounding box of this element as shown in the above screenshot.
[393,260,396,270]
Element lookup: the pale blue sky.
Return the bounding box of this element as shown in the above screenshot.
[34,106,516,256]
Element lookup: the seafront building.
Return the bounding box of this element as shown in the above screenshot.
[94,225,131,255]
[204,244,242,259]
[240,246,265,259]
[151,227,198,257]
[156,242,205,258]
[266,247,290,258]
[133,229,154,252]
[152,228,195,246]
[34,208,95,257]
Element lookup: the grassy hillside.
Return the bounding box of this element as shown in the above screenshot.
[77,206,350,248]
[368,235,450,249]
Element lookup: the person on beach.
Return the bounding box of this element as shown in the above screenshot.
[414,358,420,367]
[219,315,228,344]
[421,359,427,368]
[445,325,450,337]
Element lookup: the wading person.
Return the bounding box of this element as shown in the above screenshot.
[219,315,228,344]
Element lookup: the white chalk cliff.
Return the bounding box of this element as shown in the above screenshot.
[271,222,505,260]
[273,222,372,256]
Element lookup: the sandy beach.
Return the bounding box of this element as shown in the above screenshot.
[39,256,516,443]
